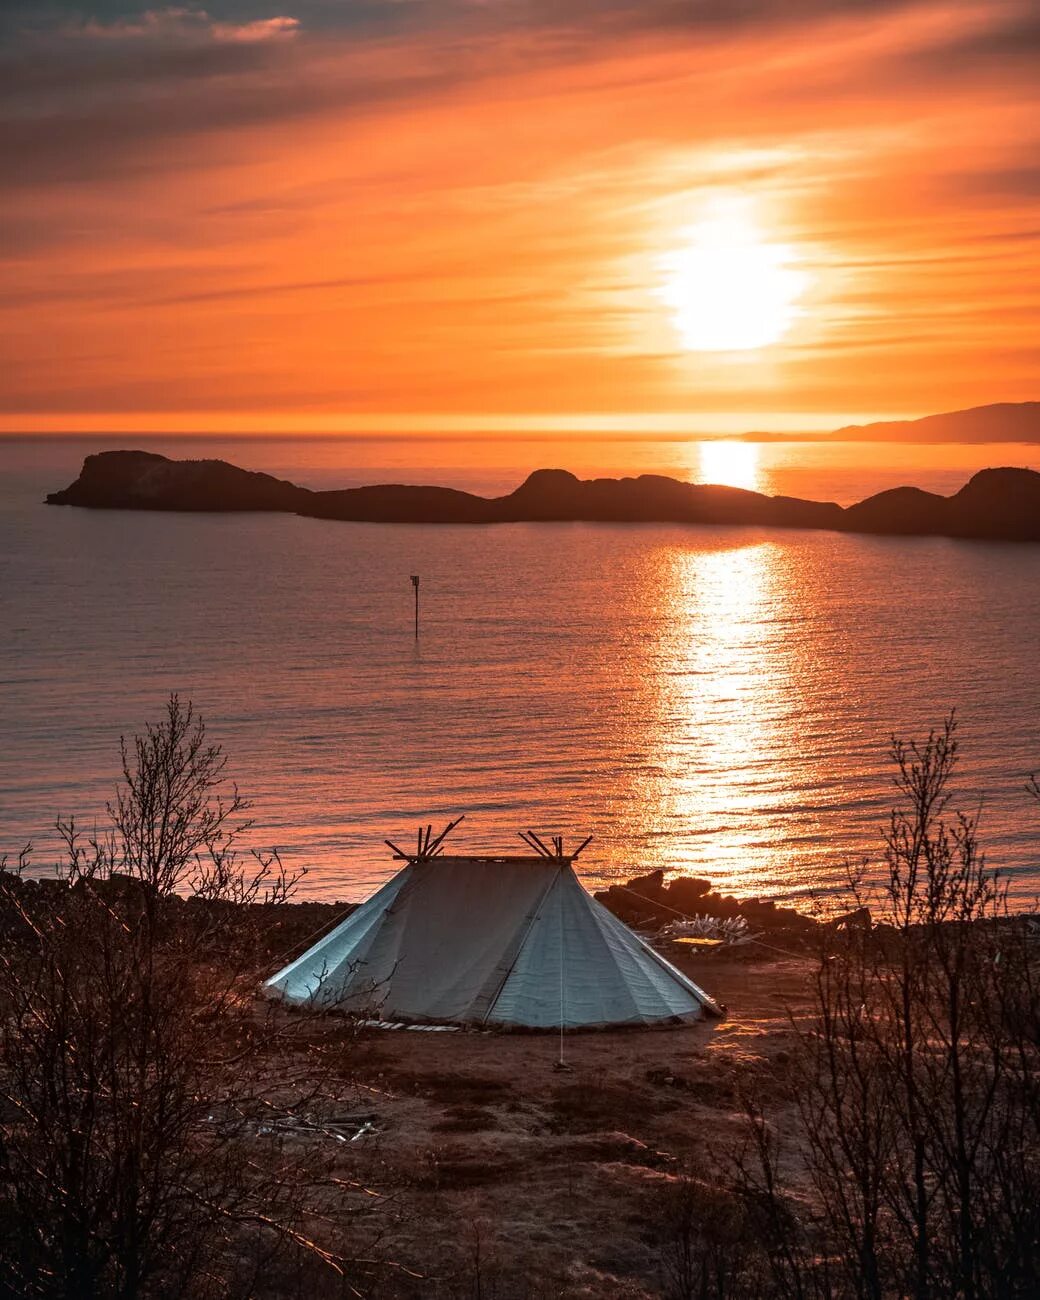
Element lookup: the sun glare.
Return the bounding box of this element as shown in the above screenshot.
[698,440,760,492]
[659,198,807,352]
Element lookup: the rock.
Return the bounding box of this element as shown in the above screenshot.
[843,485,949,535]
[623,870,666,897]
[71,871,158,902]
[47,451,309,513]
[665,876,712,910]
[948,468,1040,540]
[823,905,872,931]
[596,871,819,933]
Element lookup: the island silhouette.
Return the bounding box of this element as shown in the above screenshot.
[47,450,1040,542]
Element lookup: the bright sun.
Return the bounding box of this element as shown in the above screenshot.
[658,198,807,352]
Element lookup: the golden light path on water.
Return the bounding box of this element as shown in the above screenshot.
[633,536,808,900]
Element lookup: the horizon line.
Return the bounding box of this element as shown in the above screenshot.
[0,410,906,439]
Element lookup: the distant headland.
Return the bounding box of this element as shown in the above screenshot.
[47,450,1040,542]
[735,400,1040,443]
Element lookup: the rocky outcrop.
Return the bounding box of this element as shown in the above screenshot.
[841,468,1040,540]
[46,450,309,512]
[948,468,1040,540]
[842,485,950,535]
[46,451,1040,542]
[594,869,818,934]
[497,470,844,529]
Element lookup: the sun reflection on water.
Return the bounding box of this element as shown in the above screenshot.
[696,441,761,492]
[643,535,808,899]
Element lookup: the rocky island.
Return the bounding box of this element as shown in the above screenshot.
[47,449,1040,542]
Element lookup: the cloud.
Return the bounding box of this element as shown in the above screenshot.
[75,7,300,44]
[212,15,299,42]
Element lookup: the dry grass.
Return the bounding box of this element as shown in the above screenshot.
[290,951,815,1297]
[430,1104,503,1133]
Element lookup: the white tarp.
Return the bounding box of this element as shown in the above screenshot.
[264,856,721,1028]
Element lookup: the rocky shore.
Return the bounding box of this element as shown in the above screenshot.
[594,869,820,937]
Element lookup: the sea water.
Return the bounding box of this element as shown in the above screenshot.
[1,435,1038,909]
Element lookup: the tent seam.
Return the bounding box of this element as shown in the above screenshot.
[480,864,564,1025]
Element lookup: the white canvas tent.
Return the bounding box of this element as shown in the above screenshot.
[264,825,722,1029]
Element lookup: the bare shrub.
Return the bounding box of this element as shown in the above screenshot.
[0,697,368,1299]
[740,716,1040,1300]
[655,1174,771,1300]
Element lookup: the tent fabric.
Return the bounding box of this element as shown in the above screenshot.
[264,856,721,1028]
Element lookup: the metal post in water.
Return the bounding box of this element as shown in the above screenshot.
[410,574,420,640]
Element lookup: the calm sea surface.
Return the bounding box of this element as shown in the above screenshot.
[2,435,1039,910]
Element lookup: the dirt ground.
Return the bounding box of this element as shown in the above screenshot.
[272,948,817,1298]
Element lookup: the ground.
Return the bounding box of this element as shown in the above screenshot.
[265,948,816,1298]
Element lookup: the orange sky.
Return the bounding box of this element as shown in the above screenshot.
[1,0,1038,433]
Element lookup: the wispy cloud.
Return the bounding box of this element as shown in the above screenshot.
[75,7,300,44]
